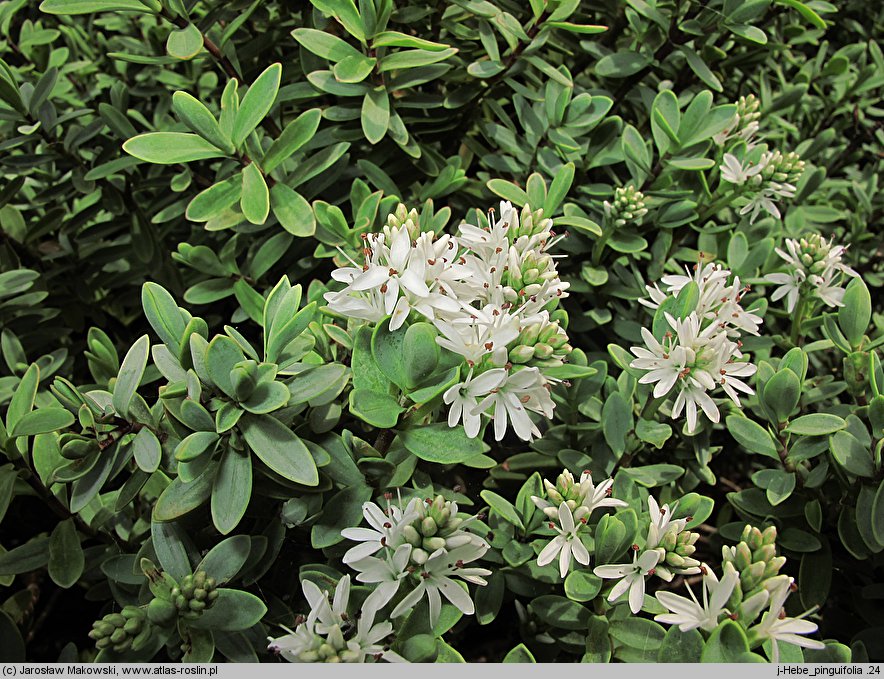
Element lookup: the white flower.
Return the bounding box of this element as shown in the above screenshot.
[672,380,721,432]
[471,366,551,441]
[749,577,825,663]
[767,235,859,312]
[434,306,520,365]
[645,496,688,550]
[655,563,739,632]
[390,542,491,627]
[720,153,764,185]
[715,343,757,407]
[267,621,321,662]
[631,265,760,432]
[809,270,847,308]
[346,607,405,663]
[310,574,350,635]
[442,368,507,438]
[340,497,420,564]
[630,326,692,398]
[350,228,429,298]
[456,200,516,258]
[268,576,403,663]
[536,503,591,578]
[594,549,661,614]
[740,187,788,223]
[577,472,629,514]
[350,543,413,616]
[766,271,803,313]
[531,470,627,520]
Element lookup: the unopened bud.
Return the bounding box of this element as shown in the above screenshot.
[421,516,438,537]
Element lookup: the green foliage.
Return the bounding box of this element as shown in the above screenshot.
[0,0,881,664]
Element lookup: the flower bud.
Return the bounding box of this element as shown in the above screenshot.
[665,552,685,568]
[519,323,542,346]
[423,537,446,552]
[533,343,554,360]
[735,542,753,571]
[752,544,776,563]
[403,524,421,546]
[741,561,766,592]
[147,598,177,625]
[763,556,786,579]
[509,344,535,364]
[420,516,438,537]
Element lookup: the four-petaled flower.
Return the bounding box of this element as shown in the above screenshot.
[536,503,591,578]
[594,549,661,614]
[654,564,739,632]
[748,578,825,663]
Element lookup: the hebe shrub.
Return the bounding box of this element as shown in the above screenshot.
[0,0,882,663]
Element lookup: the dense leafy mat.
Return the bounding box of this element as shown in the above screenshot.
[0,0,882,664]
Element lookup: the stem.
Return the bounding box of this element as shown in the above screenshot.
[11,456,129,551]
[640,394,666,420]
[775,422,803,485]
[790,296,808,346]
[697,189,740,222]
[373,429,395,455]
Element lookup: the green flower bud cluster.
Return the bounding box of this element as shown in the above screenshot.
[146,597,178,625]
[295,624,368,663]
[505,248,558,290]
[170,571,220,620]
[715,94,762,145]
[603,185,648,227]
[543,469,582,506]
[736,94,761,121]
[401,495,479,566]
[508,204,553,243]
[795,233,838,275]
[658,527,701,574]
[722,525,786,619]
[758,150,804,186]
[386,203,421,240]
[508,316,572,367]
[89,605,150,653]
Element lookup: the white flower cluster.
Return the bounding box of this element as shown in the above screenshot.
[719,149,805,223]
[267,576,403,663]
[632,262,762,432]
[531,469,627,577]
[714,94,761,147]
[654,567,824,663]
[594,495,702,614]
[340,494,491,628]
[765,234,858,312]
[325,201,572,441]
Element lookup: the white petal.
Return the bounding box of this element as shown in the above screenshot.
[437,577,475,615]
[559,544,572,578]
[571,538,590,567]
[537,536,565,567]
[629,575,646,614]
[608,575,633,604]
